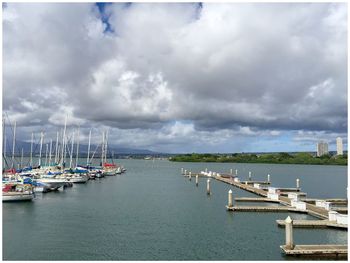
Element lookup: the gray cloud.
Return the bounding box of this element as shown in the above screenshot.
[3,3,347,152]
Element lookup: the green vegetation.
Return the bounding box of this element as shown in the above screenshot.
[169,152,347,165]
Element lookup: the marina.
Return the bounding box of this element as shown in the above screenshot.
[182,167,348,258]
[3,160,347,260]
[2,2,347,261]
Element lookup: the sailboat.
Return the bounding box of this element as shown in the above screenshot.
[2,120,34,201]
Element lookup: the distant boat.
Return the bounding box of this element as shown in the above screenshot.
[2,183,34,202]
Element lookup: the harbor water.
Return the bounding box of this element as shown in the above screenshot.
[2,159,348,260]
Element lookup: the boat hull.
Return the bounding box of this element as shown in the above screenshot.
[3,192,34,202]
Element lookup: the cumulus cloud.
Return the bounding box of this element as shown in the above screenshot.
[3,3,347,152]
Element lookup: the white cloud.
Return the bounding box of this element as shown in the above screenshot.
[3,3,347,152]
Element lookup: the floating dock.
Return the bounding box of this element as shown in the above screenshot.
[182,169,348,258]
[241,181,270,185]
[226,206,307,213]
[215,176,332,219]
[302,198,348,205]
[235,197,279,203]
[276,219,347,229]
[280,245,347,258]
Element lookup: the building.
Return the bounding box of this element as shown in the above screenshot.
[336,137,343,155]
[317,141,329,157]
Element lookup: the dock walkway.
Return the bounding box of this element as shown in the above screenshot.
[276,219,347,229]
[213,176,333,219]
[280,245,347,258]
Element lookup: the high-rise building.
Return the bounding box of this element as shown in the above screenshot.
[336,137,343,155]
[317,141,329,157]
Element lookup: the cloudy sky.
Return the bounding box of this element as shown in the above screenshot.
[3,2,347,153]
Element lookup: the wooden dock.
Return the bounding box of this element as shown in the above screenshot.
[241,181,271,185]
[301,198,348,205]
[183,170,348,258]
[280,244,347,258]
[276,219,347,229]
[260,187,301,192]
[226,206,307,213]
[331,207,348,213]
[214,176,330,219]
[235,197,280,203]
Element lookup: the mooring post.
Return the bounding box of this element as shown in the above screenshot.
[189,172,192,181]
[296,178,300,189]
[207,179,211,195]
[267,174,270,183]
[196,175,198,186]
[228,189,233,208]
[181,168,184,174]
[184,169,187,176]
[230,169,233,174]
[285,216,294,250]
[205,168,208,173]
[235,169,238,175]
[248,171,252,181]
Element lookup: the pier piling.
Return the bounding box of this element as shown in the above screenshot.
[230,169,233,174]
[249,171,252,181]
[196,175,198,186]
[228,189,233,208]
[285,216,294,250]
[235,169,238,175]
[184,170,187,176]
[189,172,192,181]
[267,174,270,183]
[296,178,300,189]
[205,168,208,173]
[181,168,184,174]
[207,179,211,195]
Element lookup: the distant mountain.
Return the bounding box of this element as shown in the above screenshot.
[3,140,161,156]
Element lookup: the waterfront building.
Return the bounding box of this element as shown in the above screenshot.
[317,141,329,157]
[336,137,343,155]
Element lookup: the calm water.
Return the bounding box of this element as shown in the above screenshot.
[2,160,348,260]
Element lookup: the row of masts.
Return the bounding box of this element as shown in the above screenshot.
[3,116,110,170]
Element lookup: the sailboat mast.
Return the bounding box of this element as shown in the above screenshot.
[87,129,91,166]
[75,126,80,167]
[45,144,48,167]
[4,133,6,161]
[69,130,75,169]
[2,118,5,161]
[20,148,23,169]
[101,131,105,165]
[61,116,67,168]
[49,139,52,167]
[105,130,108,163]
[30,132,33,167]
[54,131,59,164]
[38,131,44,167]
[11,121,16,169]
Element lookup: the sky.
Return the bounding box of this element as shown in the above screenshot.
[2,2,348,153]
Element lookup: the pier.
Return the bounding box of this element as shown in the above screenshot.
[235,197,280,203]
[280,245,347,258]
[276,219,347,229]
[226,206,307,213]
[182,168,348,258]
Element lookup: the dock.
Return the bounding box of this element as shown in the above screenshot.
[214,176,332,219]
[280,245,347,258]
[235,197,279,203]
[226,206,307,213]
[182,169,348,258]
[241,181,270,185]
[301,198,348,205]
[276,219,347,229]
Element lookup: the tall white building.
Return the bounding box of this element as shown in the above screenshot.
[317,141,329,157]
[336,137,343,155]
